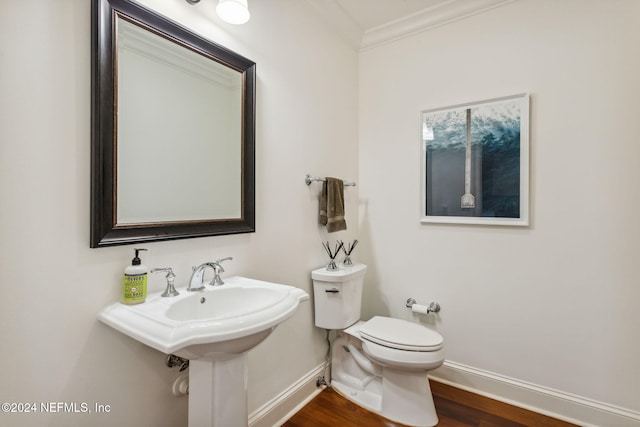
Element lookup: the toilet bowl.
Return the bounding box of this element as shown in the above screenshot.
[312,264,444,427]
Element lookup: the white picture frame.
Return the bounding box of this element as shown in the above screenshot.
[420,93,529,226]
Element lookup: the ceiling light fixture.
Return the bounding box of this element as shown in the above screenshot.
[186,0,250,25]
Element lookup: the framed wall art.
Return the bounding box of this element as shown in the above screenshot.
[421,93,529,226]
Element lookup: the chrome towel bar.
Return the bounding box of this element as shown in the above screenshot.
[305,174,356,187]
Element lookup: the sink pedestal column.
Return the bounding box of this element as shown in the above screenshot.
[189,354,248,427]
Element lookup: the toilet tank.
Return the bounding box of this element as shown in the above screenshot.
[312,263,367,330]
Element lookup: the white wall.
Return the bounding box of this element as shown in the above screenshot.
[0,0,358,426]
[4,0,639,425]
[359,0,640,422]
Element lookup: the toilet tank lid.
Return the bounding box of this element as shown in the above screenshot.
[311,263,367,282]
[359,316,443,351]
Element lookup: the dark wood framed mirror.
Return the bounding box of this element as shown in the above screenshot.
[91,0,255,248]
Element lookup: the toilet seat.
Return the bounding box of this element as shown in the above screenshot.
[359,316,443,351]
[361,338,445,370]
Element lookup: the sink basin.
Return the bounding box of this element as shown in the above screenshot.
[99,276,309,358]
[166,286,287,321]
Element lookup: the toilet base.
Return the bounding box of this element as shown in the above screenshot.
[381,369,438,427]
[331,333,439,427]
[331,379,382,416]
[331,375,438,427]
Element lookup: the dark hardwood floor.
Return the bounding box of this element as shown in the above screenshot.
[282,380,578,427]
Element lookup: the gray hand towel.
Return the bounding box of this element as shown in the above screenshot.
[319,177,347,233]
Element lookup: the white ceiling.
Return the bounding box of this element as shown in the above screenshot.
[304,0,518,50]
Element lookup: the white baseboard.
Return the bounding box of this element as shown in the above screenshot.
[429,360,640,427]
[249,363,325,427]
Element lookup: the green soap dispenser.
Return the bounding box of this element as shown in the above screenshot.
[123,248,148,305]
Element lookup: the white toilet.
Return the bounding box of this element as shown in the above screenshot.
[312,263,444,427]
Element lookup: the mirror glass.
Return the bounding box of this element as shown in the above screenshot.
[91,0,255,247]
[116,18,242,224]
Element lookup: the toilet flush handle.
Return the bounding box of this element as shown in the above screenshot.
[325,288,340,293]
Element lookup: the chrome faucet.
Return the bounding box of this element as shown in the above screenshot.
[187,257,233,291]
[187,263,215,291]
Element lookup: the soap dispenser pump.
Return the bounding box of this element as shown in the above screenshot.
[123,248,148,305]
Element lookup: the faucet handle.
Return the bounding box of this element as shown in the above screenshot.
[214,256,233,268]
[211,257,232,286]
[151,267,179,297]
[151,267,175,280]
[213,257,233,274]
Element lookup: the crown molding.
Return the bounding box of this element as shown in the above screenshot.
[360,0,519,51]
[303,0,518,52]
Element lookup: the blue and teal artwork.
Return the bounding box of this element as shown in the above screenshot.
[423,94,527,221]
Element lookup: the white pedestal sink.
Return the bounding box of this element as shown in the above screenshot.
[99,276,309,427]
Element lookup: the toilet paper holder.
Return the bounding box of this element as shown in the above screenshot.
[406,298,441,314]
